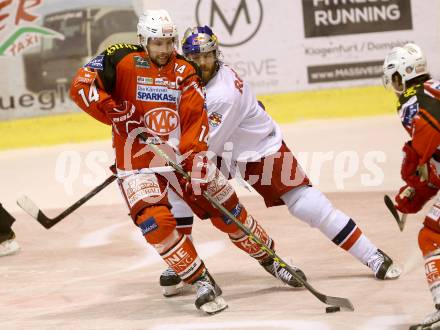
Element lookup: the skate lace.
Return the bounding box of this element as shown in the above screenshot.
[366,251,384,275]
[273,262,293,282]
[196,278,215,299]
[163,267,177,277]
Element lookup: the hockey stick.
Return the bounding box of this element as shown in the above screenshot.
[17,175,117,229]
[147,141,354,312]
[384,194,407,232]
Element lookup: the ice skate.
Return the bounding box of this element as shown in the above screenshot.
[0,231,20,257]
[159,267,191,297]
[260,258,306,287]
[367,249,401,280]
[194,270,227,314]
[409,305,440,330]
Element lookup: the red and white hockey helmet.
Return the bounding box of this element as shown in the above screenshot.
[137,9,178,47]
[383,43,428,93]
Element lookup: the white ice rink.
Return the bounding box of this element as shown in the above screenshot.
[0,116,431,330]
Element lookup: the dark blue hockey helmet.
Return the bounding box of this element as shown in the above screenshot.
[181,25,219,56]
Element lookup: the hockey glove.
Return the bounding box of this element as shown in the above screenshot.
[401,141,428,188]
[181,154,215,196]
[395,184,438,214]
[104,100,143,136]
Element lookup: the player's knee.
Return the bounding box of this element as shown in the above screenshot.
[281,186,334,228]
[210,203,246,234]
[418,226,440,257]
[136,205,176,245]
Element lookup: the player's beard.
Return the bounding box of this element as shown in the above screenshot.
[151,52,171,67]
[201,64,216,84]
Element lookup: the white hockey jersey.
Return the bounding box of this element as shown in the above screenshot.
[205,64,282,162]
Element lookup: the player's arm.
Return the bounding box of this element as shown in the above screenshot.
[69,52,122,125]
[398,99,440,191]
[70,50,142,135]
[411,108,440,165]
[70,68,111,125]
[178,75,209,155]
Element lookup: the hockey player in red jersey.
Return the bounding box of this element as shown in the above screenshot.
[383,43,440,329]
[70,10,306,314]
[158,25,402,295]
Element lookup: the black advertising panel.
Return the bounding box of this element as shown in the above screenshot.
[302,0,412,38]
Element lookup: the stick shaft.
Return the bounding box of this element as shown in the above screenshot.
[17,175,116,229]
[147,142,354,311]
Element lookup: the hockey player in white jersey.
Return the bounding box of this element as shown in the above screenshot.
[159,26,402,296]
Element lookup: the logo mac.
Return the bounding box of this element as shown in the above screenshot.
[144,107,179,135]
[195,0,263,47]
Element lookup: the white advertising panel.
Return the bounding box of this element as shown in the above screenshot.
[0,0,439,119]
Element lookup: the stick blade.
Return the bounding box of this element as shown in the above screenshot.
[384,195,405,231]
[17,195,39,219]
[16,195,52,229]
[324,295,355,311]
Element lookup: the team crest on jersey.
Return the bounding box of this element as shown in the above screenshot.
[84,55,104,70]
[134,55,150,68]
[136,85,179,103]
[208,112,222,127]
[144,107,179,135]
[401,102,419,127]
[137,76,153,85]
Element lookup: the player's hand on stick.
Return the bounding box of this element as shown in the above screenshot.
[181,154,214,196]
[395,184,437,214]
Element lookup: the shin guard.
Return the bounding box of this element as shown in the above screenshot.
[155,231,205,285]
[228,208,274,261]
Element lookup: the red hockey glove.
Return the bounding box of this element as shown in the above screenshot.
[395,184,438,214]
[181,154,213,196]
[104,100,143,136]
[401,141,428,188]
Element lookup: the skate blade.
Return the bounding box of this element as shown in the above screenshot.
[200,296,228,315]
[409,322,440,330]
[162,282,192,297]
[0,240,20,257]
[384,265,402,280]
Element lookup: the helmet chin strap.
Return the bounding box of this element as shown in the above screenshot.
[138,35,149,56]
[390,73,405,95]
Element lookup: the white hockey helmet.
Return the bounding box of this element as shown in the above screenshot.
[137,9,178,48]
[382,43,428,93]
